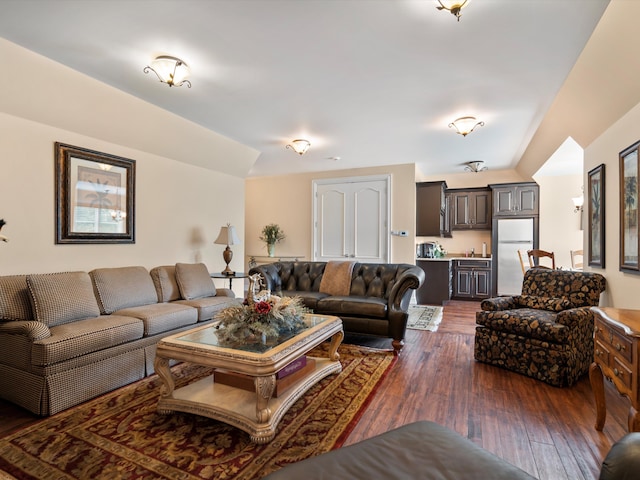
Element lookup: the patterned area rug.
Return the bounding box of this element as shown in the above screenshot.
[407,305,444,331]
[0,343,395,480]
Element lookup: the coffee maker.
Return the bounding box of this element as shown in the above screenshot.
[416,242,436,258]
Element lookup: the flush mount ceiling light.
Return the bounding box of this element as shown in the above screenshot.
[448,116,485,136]
[464,161,488,173]
[143,55,192,88]
[286,139,311,156]
[435,0,471,22]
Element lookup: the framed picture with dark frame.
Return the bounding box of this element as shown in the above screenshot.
[588,163,605,268]
[619,140,640,273]
[55,142,136,244]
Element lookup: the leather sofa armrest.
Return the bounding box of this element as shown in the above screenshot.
[388,265,425,312]
[554,306,592,328]
[0,320,51,341]
[599,432,640,480]
[480,296,517,311]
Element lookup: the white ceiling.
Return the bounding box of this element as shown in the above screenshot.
[0,0,609,178]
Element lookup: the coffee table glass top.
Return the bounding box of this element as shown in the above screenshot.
[175,314,331,354]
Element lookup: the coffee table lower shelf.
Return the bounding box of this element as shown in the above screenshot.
[157,356,341,443]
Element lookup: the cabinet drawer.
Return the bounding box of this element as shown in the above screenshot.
[594,339,611,368]
[454,259,491,269]
[596,319,633,364]
[612,356,633,391]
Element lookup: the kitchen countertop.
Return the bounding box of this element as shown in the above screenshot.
[416,255,492,262]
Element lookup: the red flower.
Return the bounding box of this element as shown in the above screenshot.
[254,301,272,315]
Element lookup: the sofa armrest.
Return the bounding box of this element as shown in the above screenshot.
[249,264,282,293]
[0,320,51,341]
[215,288,235,298]
[480,296,517,311]
[554,306,593,328]
[388,265,425,312]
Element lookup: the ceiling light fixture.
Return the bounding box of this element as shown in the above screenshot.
[449,116,485,136]
[435,0,470,22]
[464,161,488,173]
[286,139,311,156]
[143,55,192,88]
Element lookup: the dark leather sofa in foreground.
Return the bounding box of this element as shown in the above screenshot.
[249,261,424,353]
[262,420,640,480]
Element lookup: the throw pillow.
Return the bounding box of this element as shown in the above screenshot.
[175,263,216,300]
[0,275,33,322]
[27,272,101,327]
[515,295,574,312]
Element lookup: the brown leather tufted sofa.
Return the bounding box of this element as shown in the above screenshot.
[249,261,425,353]
[474,268,606,387]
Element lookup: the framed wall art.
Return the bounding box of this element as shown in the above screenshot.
[619,141,640,273]
[55,142,136,244]
[588,164,605,268]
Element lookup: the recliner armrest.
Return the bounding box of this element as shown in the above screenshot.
[554,306,592,328]
[0,320,51,341]
[480,296,517,311]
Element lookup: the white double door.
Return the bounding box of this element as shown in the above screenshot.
[312,175,389,263]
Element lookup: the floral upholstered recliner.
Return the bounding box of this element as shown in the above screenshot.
[474,268,606,387]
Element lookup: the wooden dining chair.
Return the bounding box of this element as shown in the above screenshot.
[517,250,528,275]
[527,249,556,269]
[570,249,584,270]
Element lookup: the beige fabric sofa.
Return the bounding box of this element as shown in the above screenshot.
[0,263,240,416]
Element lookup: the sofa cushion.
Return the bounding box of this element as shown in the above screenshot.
[175,296,241,322]
[90,266,158,314]
[31,315,144,366]
[280,290,329,310]
[316,295,387,319]
[476,308,571,344]
[515,295,574,312]
[175,263,216,300]
[114,303,198,336]
[27,272,101,327]
[0,275,33,322]
[149,266,181,303]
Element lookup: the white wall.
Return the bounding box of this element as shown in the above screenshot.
[584,99,640,308]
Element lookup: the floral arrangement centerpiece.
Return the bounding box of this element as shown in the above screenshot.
[259,223,285,257]
[215,274,309,345]
[433,241,447,258]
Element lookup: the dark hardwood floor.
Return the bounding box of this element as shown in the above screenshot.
[0,300,630,479]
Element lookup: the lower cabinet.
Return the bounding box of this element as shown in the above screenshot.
[452,259,492,300]
[415,260,452,305]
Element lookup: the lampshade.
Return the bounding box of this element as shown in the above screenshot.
[144,55,192,88]
[449,116,485,136]
[572,195,584,212]
[214,225,241,246]
[286,139,311,156]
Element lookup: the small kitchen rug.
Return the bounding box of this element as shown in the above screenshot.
[407,305,443,332]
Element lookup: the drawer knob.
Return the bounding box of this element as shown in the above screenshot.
[616,343,626,352]
[614,368,623,378]
[596,349,603,357]
[595,326,600,333]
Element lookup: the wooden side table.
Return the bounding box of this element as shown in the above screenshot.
[210,272,248,290]
[589,307,640,432]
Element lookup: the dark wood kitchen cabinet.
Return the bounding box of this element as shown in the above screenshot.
[415,259,452,305]
[416,181,448,237]
[491,182,539,217]
[452,259,492,300]
[449,188,492,230]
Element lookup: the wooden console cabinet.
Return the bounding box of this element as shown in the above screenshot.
[589,307,640,432]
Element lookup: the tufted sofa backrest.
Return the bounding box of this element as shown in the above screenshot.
[350,263,404,299]
[522,268,606,308]
[273,262,327,292]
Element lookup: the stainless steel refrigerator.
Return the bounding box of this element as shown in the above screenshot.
[496,218,535,295]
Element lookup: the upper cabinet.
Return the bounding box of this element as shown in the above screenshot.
[449,188,492,230]
[416,181,448,237]
[491,182,539,217]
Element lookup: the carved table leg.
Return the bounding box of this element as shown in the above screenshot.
[589,361,606,431]
[154,356,175,415]
[254,374,276,423]
[327,330,344,362]
[629,406,640,432]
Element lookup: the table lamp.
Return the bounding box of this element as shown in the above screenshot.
[214,224,241,275]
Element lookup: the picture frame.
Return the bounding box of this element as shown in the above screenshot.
[588,164,605,268]
[55,142,135,244]
[619,141,640,273]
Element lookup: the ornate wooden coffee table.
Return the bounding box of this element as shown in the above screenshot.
[154,314,344,443]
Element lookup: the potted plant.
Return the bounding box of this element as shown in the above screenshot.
[259,224,285,257]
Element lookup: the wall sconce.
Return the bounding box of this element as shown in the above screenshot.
[286,139,311,156]
[436,0,471,22]
[214,223,241,275]
[464,161,488,173]
[0,218,7,243]
[572,194,584,213]
[144,55,192,88]
[449,116,484,136]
